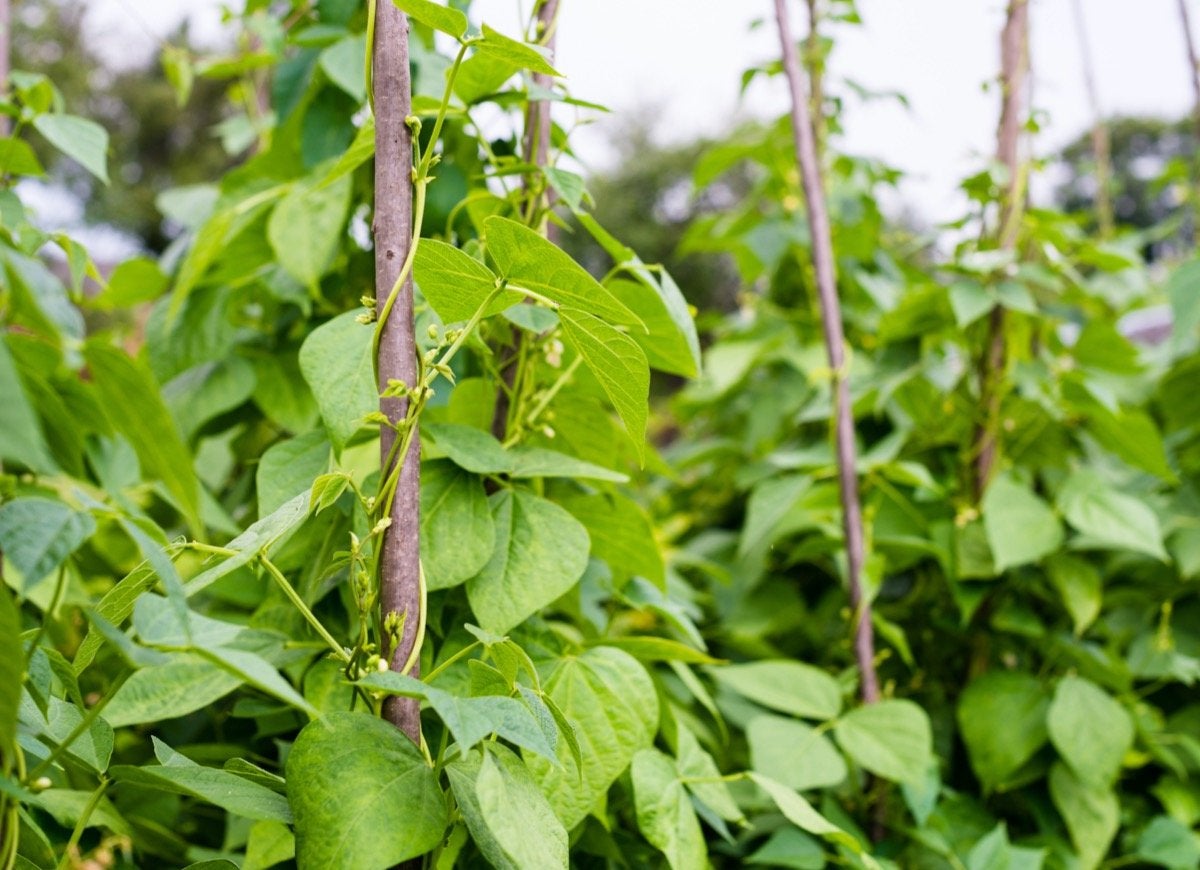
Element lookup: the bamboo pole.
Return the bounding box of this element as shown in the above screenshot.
[372,0,422,744]
[1177,0,1200,241]
[773,0,879,705]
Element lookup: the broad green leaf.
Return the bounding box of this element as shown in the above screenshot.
[526,647,657,829]
[421,460,494,590]
[588,637,719,665]
[740,475,812,555]
[415,239,519,324]
[83,342,202,533]
[1057,470,1167,560]
[746,828,826,870]
[0,498,94,588]
[111,739,291,823]
[748,715,848,791]
[446,745,568,870]
[90,257,168,310]
[1083,404,1175,482]
[132,594,235,648]
[319,33,367,102]
[257,430,331,516]
[244,820,295,870]
[559,492,664,587]
[0,337,57,473]
[475,24,560,76]
[32,790,129,836]
[966,824,1015,870]
[1048,761,1118,870]
[559,310,649,461]
[484,217,637,324]
[202,647,318,719]
[1047,676,1132,786]
[454,52,517,104]
[631,749,706,870]
[426,423,626,482]
[184,492,310,596]
[20,696,114,773]
[1135,816,1200,870]
[1045,554,1102,635]
[710,660,842,721]
[981,474,1062,572]
[957,672,1049,791]
[287,711,447,868]
[0,136,45,177]
[1168,256,1200,346]
[0,586,22,754]
[298,311,377,449]
[608,273,700,377]
[833,699,933,785]
[163,357,257,442]
[32,113,109,183]
[466,489,590,634]
[251,352,320,433]
[360,671,557,763]
[749,773,864,855]
[268,174,352,289]
[393,0,468,37]
[104,656,242,727]
[674,726,744,823]
[315,116,375,190]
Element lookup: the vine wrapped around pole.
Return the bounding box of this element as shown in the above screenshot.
[772,0,879,705]
[974,0,1029,499]
[372,0,422,743]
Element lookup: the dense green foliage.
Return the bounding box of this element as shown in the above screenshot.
[2,2,1199,869]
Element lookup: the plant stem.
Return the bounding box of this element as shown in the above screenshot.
[772,0,879,706]
[973,0,1029,500]
[55,779,106,870]
[372,0,423,745]
[259,555,350,663]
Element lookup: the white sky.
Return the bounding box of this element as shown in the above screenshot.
[83,1,1200,222]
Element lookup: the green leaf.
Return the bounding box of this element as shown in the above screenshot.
[202,647,318,719]
[299,311,377,449]
[0,498,94,588]
[32,790,129,836]
[466,489,590,634]
[739,474,811,556]
[163,357,257,442]
[475,24,560,76]
[184,492,310,596]
[1045,554,1102,635]
[1057,470,1167,560]
[287,711,447,868]
[483,217,637,324]
[32,113,109,183]
[415,239,520,324]
[446,745,568,870]
[426,423,627,482]
[749,773,865,855]
[748,715,847,791]
[1047,675,1132,786]
[558,492,664,587]
[631,749,706,870]
[674,726,744,823]
[104,656,242,727]
[0,586,22,754]
[559,310,649,462]
[393,0,468,38]
[526,647,658,829]
[587,637,719,665]
[833,699,933,785]
[421,460,494,590]
[360,671,557,763]
[957,672,1049,791]
[257,430,331,517]
[22,696,114,773]
[244,820,295,870]
[608,272,700,377]
[710,660,842,720]
[0,136,45,177]
[1048,761,1118,870]
[319,33,367,102]
[981,474,1062,572]
[0,338,57,473]
[1136,816,1200,870]
[90,257,168,310]
[112,739,291,823]
[1083,404,1175,482]
[83,342,202,534]
[268,174,352,289]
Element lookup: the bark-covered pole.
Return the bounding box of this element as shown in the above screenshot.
[1177,0,1200,241]
[773,0,879,705]
[372,1,422,743]
[0,0,9,137]
[1071,0,1113,237]
[974,0,1029,499]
